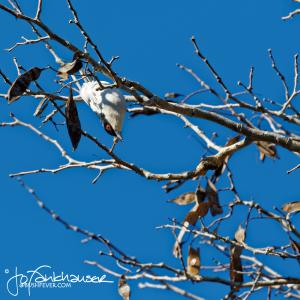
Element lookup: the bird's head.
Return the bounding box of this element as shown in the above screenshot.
[103,119,123,141]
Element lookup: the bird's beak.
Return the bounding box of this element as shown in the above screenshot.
[115,132,123,141]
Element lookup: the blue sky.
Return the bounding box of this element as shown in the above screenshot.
[0,0,300,299]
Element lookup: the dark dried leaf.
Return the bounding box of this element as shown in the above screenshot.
[187,246,200,276]
[118,275,130,300]
[282,201,300,214]
[230,245,243,288]
[195,184,206,203]
[65,88,81,150]
[167,192,196,205]
[8,67,44,103]
[206,180,223,216]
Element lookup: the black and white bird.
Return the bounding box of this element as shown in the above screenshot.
[80,81,126,146]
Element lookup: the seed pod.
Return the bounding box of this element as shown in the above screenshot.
[230,244,243,288]
[8,67,44,103]
[118,275,130,300]
[187,246,200,276]
[65,88,82,150]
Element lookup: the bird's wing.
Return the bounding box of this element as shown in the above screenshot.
[80,82,102,115]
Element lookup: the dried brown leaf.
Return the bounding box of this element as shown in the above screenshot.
[282,201,300,214]
[213,136,241,178]
[57,54,83,80]
[168,192,196,205]
[184,208,200,225]
[206,180,223,216]
[65,88,81,150]
[187,246,200,276]
[118,275,130,300]
[234,225,246,243]
[195,184,206,204]
[185,202,210,225]
[197,202,210,218]
[257,142,277,162]
[8,67,44,103]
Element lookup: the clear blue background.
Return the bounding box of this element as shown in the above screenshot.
[0,0,299,299]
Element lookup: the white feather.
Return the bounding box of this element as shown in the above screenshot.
[80,81,126,138]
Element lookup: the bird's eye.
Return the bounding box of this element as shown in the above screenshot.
[105,123,112,131]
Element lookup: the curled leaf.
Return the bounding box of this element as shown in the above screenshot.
[206,180,223,216]
[167,192,196,205]
[230,245,243,288]
[256,142,277,162]
[8,67,44,103]
[65,88,81,150]
[57,52,83,80]
[187,246,200,276]
[234,225,246,244]
[282,201,300,214]
[118,275,130,300]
